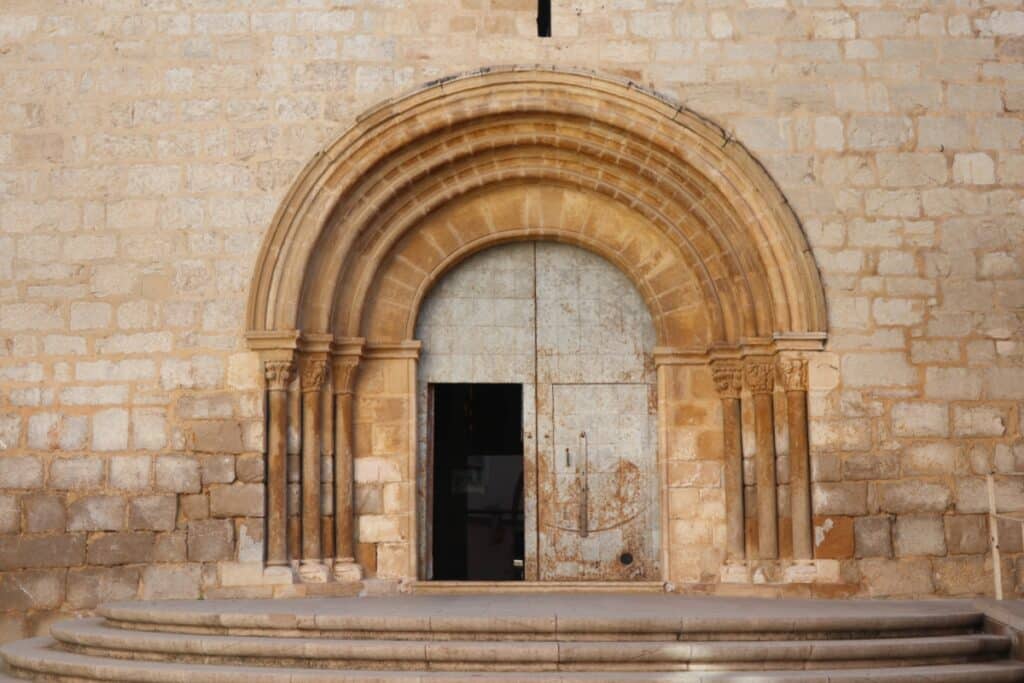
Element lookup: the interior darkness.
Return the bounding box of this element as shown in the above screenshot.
[432,384,524,581]
[537,0,551,37]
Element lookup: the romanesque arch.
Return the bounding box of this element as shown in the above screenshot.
[246,67,827,585]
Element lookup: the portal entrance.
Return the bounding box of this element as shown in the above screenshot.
[430,383,524,581]
[416,242,659,582]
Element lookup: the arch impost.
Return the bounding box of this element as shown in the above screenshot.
[773,331,827,353]
[363,340,422,361]
[247,330,300,361]
[653,347,710,367]
[299,332,334,354]
[330,337,365,359]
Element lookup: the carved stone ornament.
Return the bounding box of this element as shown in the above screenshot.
[332,357,360,395]
[744,358,775,394]
[778,357,808,392]
[711,361,743,399]
[301,358,328,392]
[264,361,294,391]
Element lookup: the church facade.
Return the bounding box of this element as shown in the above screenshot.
[0,0,1022,639]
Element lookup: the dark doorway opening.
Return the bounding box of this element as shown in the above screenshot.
[431,383,524,581]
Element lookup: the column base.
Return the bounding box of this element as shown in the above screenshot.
[298,561,330,583]
[333,559,364,582]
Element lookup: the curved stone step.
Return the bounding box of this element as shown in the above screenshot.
[5,638,1024,683]
[48,618,1010,671]
[97,596,985,641]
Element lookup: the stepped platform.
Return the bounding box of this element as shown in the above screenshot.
[3,594,1024,681]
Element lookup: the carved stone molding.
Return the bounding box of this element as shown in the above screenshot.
[264,361,294,391]
[778,357,808,393]
[711,361,743,399]
[744,358,775,394]
[301,358,328,393]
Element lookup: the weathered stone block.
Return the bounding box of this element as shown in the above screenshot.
[0,454,43,489]
[903,442,957,476]
[153,531,187,562]
[66,566,140,609]
[201,454,236,484]
[235,453,264,483]
[0,494,18,534]
[933,556,989,596]
[68,495,125,531]
[155,454,201,493]
[187,519,234,561]
[812,482,867,516]
[859,558,935,596]
[49,456,104,490]
[129,495,177,531]
[891,403,948,437]
[190,420,245,453]
[140,564,201,600]
[110,455,152,491]
[871,481,951,514]
[86,532,155,566]
[894,514,947,557]
[0,569,65,610]
[944,514,988,555]
[855,516,893,558]
[0,534,85,570]
[24,494,65,533]
[209,483,263,518]
[953,405,1007,437]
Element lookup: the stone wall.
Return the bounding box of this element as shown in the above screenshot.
[0,0,1022,641]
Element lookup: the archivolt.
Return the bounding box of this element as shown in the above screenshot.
[247,67,827,349]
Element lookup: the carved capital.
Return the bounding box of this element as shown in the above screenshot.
[301,358,328,393]
[264,360,294,391]
[778,357,808,392]
[744,358,774,394]
[711,361,743,399]
[331,356,360,395]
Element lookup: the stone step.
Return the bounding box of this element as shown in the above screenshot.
[48,619,1010,671]
[5,638,1024,683]
[96,596,986,641]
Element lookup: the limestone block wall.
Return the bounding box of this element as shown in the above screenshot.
[0,0,1022,641]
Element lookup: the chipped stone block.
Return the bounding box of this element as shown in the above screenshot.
[110,455,152,491]
[0,569,65,610]
[871,481,951,514]
[953,405,1008,437]
[23,494,65,533]
[235,453,265,483]
[944,514,988,555]
[855,516,893,558]
[201,454,236,485]
[859,558,934,596]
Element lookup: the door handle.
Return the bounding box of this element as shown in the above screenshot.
[579,431,589,538]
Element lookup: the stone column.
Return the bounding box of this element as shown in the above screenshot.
[299,355,329,582]
[712,360,745,561]
[745,357,778,560]
[780,357,812,560]
[332,341,364,582]
[264,359,294,568]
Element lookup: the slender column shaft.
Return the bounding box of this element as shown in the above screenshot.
[331,347,363,581]
[301,357,327,565]
[264,360,293,567]
[746,358,778,560]
[712,361,745,561]
[781,358,812,560]
[335,390,355,562]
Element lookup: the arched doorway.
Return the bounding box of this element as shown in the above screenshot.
[245,67,827,587]
[415,242,659,582]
